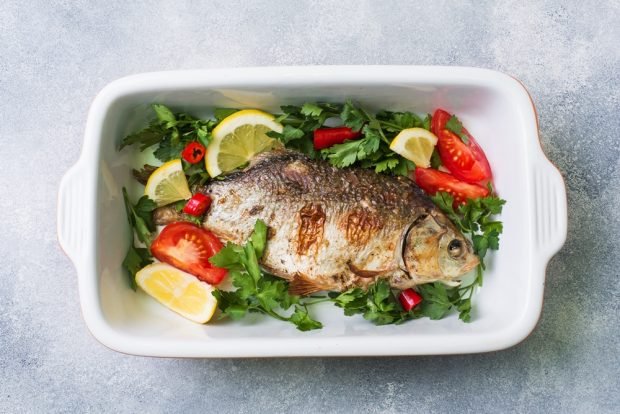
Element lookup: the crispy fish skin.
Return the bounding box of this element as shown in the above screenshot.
[153,150,479,294]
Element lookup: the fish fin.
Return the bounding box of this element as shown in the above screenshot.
[347,262,390,278]
[289,276,325,296]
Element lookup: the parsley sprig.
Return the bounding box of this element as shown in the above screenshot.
[211,220,323,331]
[268,100,431,176]
[120,104,219,185]
[327,276,484,324]
[329,280,412,325]
[321,100,426,175]
[428,191,506,321]
[120,104,215,161]
[268,102,343,158]
[121,188,157,290]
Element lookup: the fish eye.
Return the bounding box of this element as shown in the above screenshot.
[448,239,464,258]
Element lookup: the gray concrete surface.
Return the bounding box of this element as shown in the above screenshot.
[1,0,619,413]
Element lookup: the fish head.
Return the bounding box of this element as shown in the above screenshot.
[401,211,479,282]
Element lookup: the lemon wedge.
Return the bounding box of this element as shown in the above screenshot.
[389,128,439,168]
[136,263,218,323]
[206,109,283,177]
[144,159,191,206]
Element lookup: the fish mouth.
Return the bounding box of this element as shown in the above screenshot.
[439,253,480,287]
[461,252,480,275]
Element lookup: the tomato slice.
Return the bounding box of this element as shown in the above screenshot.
[150,222,227,285]
[431,109,492,184]
[414,167,489,206]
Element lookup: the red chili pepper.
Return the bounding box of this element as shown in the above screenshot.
[181,142,206,164]
[399,289,423,311]
[313,127,362,150]
[182,193,212,217]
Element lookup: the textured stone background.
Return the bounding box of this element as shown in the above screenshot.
[1,1,618,413]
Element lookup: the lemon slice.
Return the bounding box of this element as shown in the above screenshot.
[389,128,439,168]
[206,109,283,177]
[136,263,218,323]
[144,159,191,206]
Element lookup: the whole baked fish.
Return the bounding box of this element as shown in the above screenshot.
[154,150,479,294]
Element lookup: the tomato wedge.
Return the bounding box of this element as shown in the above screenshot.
[150,222,227,285]
[430,109,452,136]
[431,109,492,184]
[414,167,489,206]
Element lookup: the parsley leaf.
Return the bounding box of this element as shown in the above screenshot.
[120,123,168,151]
[289,306,323,331]
[153,137,184,162]
[250,219,267,259]
[183,162,211,187]
[275,125,306,144]
[340,100,368,132]
[372,157,400,173]
[322,127,381,168]
[376,110,426,132]
[416,283,454,320]
[132,164,158,185]
[444,115,461,134]
[133,196,157,231]
[214,108,239,121]
[212,287,249,320]
[209,242,245,270]
[300,103,324,117]
[391,158,415,177]
[430,148,442,169]
[422,114,432,131]
[152,104,177,127]
[122,246,152,290]
[445,115,470,144]
[122,188,156,246]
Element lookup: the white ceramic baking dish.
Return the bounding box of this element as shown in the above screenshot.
[58,66,567,357]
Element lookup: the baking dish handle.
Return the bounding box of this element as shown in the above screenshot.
[531,156,568,263]
[57,161,87,265]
